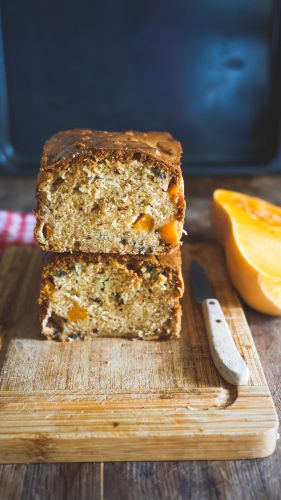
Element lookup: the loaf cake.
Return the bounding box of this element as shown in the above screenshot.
[35,129,185,255]
[39,249,184,341]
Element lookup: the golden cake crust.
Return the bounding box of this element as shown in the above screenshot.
[41,247,183,280]
[40,129,182,175]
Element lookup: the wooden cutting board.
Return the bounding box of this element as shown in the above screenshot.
[0,244,278,463]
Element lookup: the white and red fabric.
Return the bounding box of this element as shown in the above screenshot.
[0,210,36,252]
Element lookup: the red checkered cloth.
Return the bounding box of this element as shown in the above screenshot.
[0,210,36,251]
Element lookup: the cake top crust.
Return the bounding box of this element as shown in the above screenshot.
[40,129,182,173]
[42,248,183,294]
[43,247,182,276]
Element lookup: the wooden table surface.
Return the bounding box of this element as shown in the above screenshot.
[0,175,280,500]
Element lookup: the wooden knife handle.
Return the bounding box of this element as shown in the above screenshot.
[202,298,250,386]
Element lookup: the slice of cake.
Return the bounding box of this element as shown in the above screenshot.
[35,129,185,254]
[39,249,184,341]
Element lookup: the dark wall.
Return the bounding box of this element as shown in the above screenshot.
[0,0,280,174]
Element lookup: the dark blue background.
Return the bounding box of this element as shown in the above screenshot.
[0,0,280,174]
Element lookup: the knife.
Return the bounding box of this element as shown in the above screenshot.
[190,260,250,386]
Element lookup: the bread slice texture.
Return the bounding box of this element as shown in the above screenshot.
[39,249,184,341]
[35,129,185,254]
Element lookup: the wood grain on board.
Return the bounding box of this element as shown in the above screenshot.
[0,244,278,463]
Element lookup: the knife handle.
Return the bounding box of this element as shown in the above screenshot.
[202,298,250,386]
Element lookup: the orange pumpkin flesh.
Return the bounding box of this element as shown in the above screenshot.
[159,221,179,245]
[168,182,179,200]
[168,182,185,209]
[133,214,154,233]
[67,303,89,322]
[212,189,281,316]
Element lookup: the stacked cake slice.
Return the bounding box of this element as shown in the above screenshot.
[35,129,185,341]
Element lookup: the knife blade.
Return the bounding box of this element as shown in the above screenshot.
[190,260,215,303]
[190,260,250,386]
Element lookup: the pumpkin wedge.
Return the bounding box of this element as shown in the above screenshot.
[212,189,281,316]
